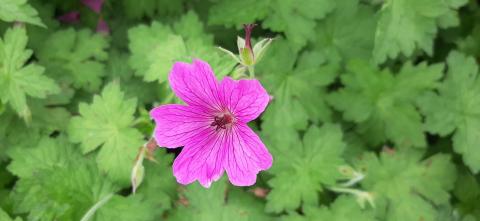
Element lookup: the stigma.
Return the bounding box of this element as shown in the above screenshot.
[211,112,235,131]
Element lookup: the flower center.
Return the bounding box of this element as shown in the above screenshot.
[211,112,234,131]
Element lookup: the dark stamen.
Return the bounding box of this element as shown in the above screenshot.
[211,113,234,131]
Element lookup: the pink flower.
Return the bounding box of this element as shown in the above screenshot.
[81,0,104,14]
[57,11,80,24]
[150,59,273,188]
[96,17,109,35]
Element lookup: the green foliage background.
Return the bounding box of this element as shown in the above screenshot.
[1,0,480,220]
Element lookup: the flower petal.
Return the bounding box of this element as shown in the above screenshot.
[220,77,270,123]
[81,0,104,13]
[168,59,223,111]
[172,130,228,188]
[96,18,110,35]
[225,123,273,186]
[57,11,80,24]
[150,104,212,148]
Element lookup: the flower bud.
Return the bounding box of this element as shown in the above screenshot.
[217,24,273,77]
[131,146,146,194]
[356,191,375,209]
[57,11,80,24]
[338,165,365,187]
[239,24,256,66]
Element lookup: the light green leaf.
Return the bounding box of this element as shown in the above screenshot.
[36,28,109,92]
[0,0,45,27]
[453,172,480,220]
[0,26,59,121]
[170,179,272,221]
[7,136,156,221]
[373,0,467,63]
[265,124,346,213]
[263,0,335,50]
[128,12,235,83]
[0,207,21,221]
[356,149,456,221]
[209,0,336,50]
[418,51,480,172]
[281,196,377,221]
[314,0,376,63]
[209,0,271,28]
[259,39,337,129]
[133,150,177,217]
[8,136,116,220]
[328,59,444,148]
[121,0,184,19]
[68,82,144,185]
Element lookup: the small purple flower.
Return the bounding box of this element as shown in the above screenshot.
[81,0,104,14]
[58,11,80,24]
[150,59,272,188]
[96,17,109,35]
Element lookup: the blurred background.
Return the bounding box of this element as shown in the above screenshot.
[1,0,480,220]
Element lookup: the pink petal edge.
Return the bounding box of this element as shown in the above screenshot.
[168,59,222,111]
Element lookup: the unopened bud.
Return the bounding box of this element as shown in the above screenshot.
[131,146,146,194]
[338,165,365,187]
[217,24,273,78]
[356,191,375,209]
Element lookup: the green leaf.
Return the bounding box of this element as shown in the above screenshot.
[0,26,59,121]
[373,0,467,63]
[356,149,456,221]
[128,12,235,83]
[314,0,376,63]
[209,0,336,50]
[68,82,144,185]
[93,195,157,221]
[7,135,156,221]
[105,50,160,105]
[281,196,376,221]
[418,51,480,172]
[7,136,115,220]
[28,100,71,132]
[263,0,335,50]
[457,24,480,58]
[7,136,75,178]
[259,39,337,130]
[0,207,21,221]
[0,0,45,27]
[170,179,272,221]
[265,124,346,213]
[121,0,184,19]
[209,0,271,28]
[453,172,480,220]
[328,59,444,148]
[134,150,177,217]
[0,109,43,153]
[36,28,109,92]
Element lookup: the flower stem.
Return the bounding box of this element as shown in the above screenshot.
[248,66,255,78]
[329,186,362,195]
[80,193,114,221]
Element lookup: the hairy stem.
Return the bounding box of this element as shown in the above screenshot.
[80,193,114,221]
